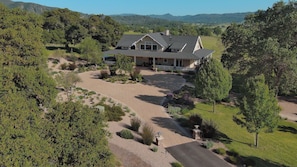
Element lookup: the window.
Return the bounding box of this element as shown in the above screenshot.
[163,59,168,63]
[140,41,158,51]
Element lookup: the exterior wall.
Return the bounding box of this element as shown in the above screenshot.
[135,57,150,66]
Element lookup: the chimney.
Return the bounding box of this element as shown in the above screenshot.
[165,29,170,36]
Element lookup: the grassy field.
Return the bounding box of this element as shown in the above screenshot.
[186,103,297,167]
[201,36,225,60]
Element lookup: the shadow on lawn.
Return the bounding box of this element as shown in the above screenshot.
[278,125,297,134]
[215,131,251,146]
[240,156,289,167]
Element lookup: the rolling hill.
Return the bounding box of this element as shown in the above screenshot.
[0,0,250,24]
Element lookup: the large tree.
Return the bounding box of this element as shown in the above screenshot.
[195,59,232,112]
[0,5,57,165]
[238,75,280,147]
[79,37,103,66]
[43,102,116,166]
[222,1,297,95]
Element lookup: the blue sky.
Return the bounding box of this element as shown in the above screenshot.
[14,0,285,16]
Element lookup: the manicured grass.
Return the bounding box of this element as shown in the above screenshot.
[201,36,225,60]
[186,102,297,167]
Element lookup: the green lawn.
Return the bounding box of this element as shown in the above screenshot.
[186,103,297,167]
[200,36,225,60]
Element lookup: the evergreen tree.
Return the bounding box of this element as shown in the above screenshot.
[238,75,280,147]
[195,59,232,112]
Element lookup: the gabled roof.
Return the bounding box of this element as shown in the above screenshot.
[116,34,142,48]
[111,31,214,60]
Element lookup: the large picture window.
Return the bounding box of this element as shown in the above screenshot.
[140,41,158,51]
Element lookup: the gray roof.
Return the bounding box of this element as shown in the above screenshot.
[116,35,142,48]
[111,32,214,60]
[104,49,213,60]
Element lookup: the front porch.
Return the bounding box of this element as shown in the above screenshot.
[131,56,197,72]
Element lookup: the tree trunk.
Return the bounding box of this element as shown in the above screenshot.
[255,132,259,147]
[212,100,215,112]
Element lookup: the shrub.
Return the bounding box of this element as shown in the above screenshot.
[204,140,213,149]
[167,105,181,116]
[243,158,256,167]
[100,70,109,79]
[226,156,238,165]
[104,104,125,122]
[130,117,141,132]
[60,63,68,70]
[52,59,60,64]
[171,162,183,167]
[188,114,203,128]
[151,146,158,152]
[68,63,77,70]
[131,68,142,82]
[214,148,226,155]
[142,123,154,145]
[119,129,134,139]
[201,119,218,138]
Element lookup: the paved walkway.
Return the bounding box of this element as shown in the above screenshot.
[167,142,230,167]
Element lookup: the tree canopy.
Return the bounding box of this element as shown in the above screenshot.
[195,59,232,112]
[222,1,297,95]
[238,75,280,147]
[0,5,116,166]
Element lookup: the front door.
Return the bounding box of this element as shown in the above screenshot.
[176,59,183,67]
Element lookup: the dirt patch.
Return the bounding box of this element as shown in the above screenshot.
[278,96,297,122]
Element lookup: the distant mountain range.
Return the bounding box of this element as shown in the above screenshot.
[0,0,251,24]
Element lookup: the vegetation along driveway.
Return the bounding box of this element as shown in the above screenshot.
[77,69,230,166]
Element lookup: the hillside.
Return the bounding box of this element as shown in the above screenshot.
[149,13,251,24]
[1,0,251,24]
[0,0,55,14]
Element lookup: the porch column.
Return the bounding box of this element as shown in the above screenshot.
[174,58,176,67]
[153,57,156,71]
[134,56,136,64]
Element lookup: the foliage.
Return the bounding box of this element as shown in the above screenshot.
[119,129,134,139]
[171,162,184,167]
[142,123,155,145]
[222,1,297,95]
[42,9,124,50]
[238,75,280,147]
[167,105,182,116]
[203,140,214,149]
[104,104,125,122]
[151,146,158,152]
[201,119,218,138]
[68,63,77,70]
[130,68,143,82]
[60,63,68,70]
[188,114,203,128]
[0,5,57,166]
[44,102,116,166]
[214,148,226,155]
[55,72,82,100]
[130,117,141,132]
[113,54,134,75]
[79,37,103,65]
[187,102,297,167]
[195,59,232,112]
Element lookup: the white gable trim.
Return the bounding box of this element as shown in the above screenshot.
[133,34,165,49]
[192,36,204,53]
